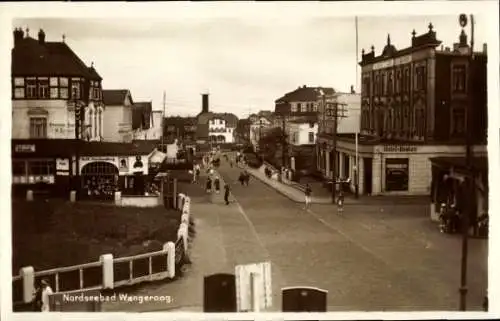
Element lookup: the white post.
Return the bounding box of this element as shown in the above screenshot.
[70,190,76,203]
[26,190,34,202]
[20,266,35,303]
[164,242,176,278]
[181,213,190,225]
[250,272,261,312]
[99,254,114,289]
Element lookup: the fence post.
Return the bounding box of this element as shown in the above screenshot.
[172,178,178,209]
[164,242,176,278]
[20,266,35,303]
[70,190,76,203]
[99,254,114,289]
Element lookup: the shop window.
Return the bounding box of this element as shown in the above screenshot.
[60,88,68,99]
[30,117,47,138]
[385,158,409,191]
[28,160,54,176]
[50,87,59,99]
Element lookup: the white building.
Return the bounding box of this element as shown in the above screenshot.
[102,89,134,142]
[147,110,164,140]
[208,115,237,143]
[249,114,273,151]
[287,121,318,146]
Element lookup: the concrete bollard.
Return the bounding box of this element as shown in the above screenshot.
[69,190,76,203]
[114,191,121,206]
[164,242,176,278]
[20,266,35,303]
[99,254,114,289]
[26,190,34,202]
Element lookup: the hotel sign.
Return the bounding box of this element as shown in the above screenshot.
[373,55,412,70]
[80,156,116,162]
[383,145,418,153]
[15,144,36,153]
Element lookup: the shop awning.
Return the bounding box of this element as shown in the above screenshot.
[430,156,488,173]
[149,149,167,164]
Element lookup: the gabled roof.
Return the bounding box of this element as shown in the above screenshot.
[164,116,197,126]
[11,33,101,79]
[102,90,131,106]
[197,112,238,127]
[275,86,335,103]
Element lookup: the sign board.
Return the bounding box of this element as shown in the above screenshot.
[203,273,237,312]
[383,145,418,153]
[15,144,36,153]
[80,156,116,162]
[56,158,69,171]
[235,261,272,312]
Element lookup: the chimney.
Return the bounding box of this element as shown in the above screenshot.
[13,28,24,47]
[38,29,45,44]
[201,93,209,113]
[350,85,355,94]
[303,85,306,88]
[483,43,487,54]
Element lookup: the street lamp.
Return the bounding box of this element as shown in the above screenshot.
[458,13,475,312]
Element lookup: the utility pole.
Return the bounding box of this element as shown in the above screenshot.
[329,99,347,204]
[162,90,166,152]
[458,13,475,312]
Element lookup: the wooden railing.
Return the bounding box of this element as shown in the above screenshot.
[12,193,193,310]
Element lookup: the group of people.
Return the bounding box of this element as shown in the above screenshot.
[439,202,489,237]
[32,278,53,312]
[238,170,250,186]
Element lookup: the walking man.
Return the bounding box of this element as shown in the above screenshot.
[224,183,231,205]
[205,177,212,193]
[304,183,312,210]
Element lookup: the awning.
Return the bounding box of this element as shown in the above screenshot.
[149,149,167,164]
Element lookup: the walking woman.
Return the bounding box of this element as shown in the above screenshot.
[224,183,231,205]
[205,177,212,193]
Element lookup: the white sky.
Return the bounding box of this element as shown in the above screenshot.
[11,13,491,118]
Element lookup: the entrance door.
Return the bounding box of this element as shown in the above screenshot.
[81,162,119,200]
[363,158,373,195]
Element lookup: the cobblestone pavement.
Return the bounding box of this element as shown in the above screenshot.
[223,159,488,311]
[102,158,488,312]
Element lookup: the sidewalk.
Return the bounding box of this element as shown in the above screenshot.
[244,165,429,206]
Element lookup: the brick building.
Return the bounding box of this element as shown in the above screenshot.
[330,23,487,197]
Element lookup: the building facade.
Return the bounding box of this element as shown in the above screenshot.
[316,88,361,182]
[12,28,104,142]
[322,24,487,198]
[287,121,318,146]
[132,101,154,140]
[102,89,134,142]
[196,93,238,144]
[249,114,274,151]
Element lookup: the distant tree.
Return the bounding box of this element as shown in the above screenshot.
[258,127,287,160]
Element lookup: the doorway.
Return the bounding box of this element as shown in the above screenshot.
[81,161,119,200]
[363,157,373,195]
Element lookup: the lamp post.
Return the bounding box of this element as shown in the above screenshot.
[458,13,474,312]
[71,86,85,197]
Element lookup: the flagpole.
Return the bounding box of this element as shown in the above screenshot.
[354,16,360,198]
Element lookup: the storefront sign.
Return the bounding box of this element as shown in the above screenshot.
[15,144,36,153]
[81,156,116,162]
[373,54,412,70]
[385,158,409,191]
[56,158,69,171]
[383,145,418,153]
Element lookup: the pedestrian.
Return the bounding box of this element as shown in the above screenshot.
[206,177,212,193]
[40,278,53,312]
[337,191,345,214]
[304,183,312,210]
[244,170,250,186]
[239,172,245,186]
[224,183,231,205]
[195,164,201,183]
[214,177,221,194]
[32,281,43,311]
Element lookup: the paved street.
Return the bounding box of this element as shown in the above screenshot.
[102,156,488,312]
